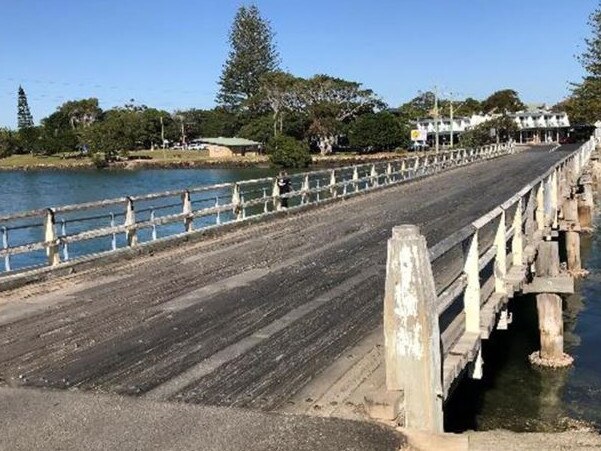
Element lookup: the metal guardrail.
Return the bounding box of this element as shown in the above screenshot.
[0,144,515,274]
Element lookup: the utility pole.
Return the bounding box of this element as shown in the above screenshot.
[449,99,454,149]
[180,116,187,149]
[434,86,440,153]
[160,116,165,148]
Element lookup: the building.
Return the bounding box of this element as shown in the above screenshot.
[510,110,570,144]
[413,114,495,146]
[413,108,571,145]
[196,137,263,158]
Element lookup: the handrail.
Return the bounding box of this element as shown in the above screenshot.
[0,143,515,274]
[429,137,597,358]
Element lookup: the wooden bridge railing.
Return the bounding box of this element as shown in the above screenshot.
[384,136,597,432]
[0,143,514,275]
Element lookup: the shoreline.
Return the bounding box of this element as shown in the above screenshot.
[0,152,407,172]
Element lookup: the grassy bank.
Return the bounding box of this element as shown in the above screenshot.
[0,149,407,170]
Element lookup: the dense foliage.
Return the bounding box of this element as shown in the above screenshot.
[348,112,408,150]
[266,135,311,168]
[459,116,519,148]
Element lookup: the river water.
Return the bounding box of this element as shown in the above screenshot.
[446,208,601,433]
[0,168,275,216]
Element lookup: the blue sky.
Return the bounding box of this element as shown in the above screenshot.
[0,0,597,128]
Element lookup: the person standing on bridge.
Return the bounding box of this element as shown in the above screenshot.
[277,171,291,209]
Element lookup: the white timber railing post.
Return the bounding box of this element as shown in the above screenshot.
[536,181,545,231]
[124,197,137,247]
[352,167,359,192]
[330,170,337,198]
[301,175,310,205]
[494,210,507,294]
[386,162,392,184]
[182,190,193,232]
[2,227,10,272]
[371,164,378,187]
[464,230,481,334]
[232,183,243,219]
[384,225,443,432]
[512,198,524,266]
[551,169,559,229]
[270,179,281,212]
[44,208,60,266]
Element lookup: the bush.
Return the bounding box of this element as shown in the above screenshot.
[267,135,311,168]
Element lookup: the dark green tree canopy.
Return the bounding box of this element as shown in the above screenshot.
[217,5,280,111]
[348,112,408,150]
[17,85,34,129]
[482,89,525,114]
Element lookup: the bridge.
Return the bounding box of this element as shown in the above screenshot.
[0,138,598,446]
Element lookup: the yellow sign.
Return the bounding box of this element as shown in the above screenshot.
[411,130,427,141]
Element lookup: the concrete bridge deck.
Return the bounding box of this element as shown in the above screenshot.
[0,144,578,417]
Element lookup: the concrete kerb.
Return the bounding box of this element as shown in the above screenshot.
[0,149,515,294]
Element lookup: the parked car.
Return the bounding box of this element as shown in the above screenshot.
[188,143,207,150]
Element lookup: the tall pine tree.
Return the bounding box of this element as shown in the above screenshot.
[17,85,34,129]
[217,5,279,112]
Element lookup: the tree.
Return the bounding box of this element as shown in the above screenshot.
[217,5,280,111]
[175,108,240,140]
[482,89,525,114]
[579,4,601,78]
[17,86,34,129]
[568,3,601,124]
[300,75,382,154]
[0,128,20,157]
[57,98,102,129]
[238,115,273,144]
[267,135,311,168]
[258,71,302,136]
[460,116,518,148]
[348,112,408,150]
[453,97,482,117]
[396,91,436,122]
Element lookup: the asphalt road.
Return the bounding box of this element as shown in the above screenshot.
[0,144,579,412]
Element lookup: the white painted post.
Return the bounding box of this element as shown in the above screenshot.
[60,219,69,261]
[110,213,117,251]
[536,181,545,231]
[215,196,222,224]
[301,175,310,205]
[124,197,137,247]
[262,188,269,213]
[232,183,243,219]
[464,230,481,334]
[2,227,10,272]
[330,170,337,198]
[494,210,507,294]
[512,198,524,267]
[150,209,157,241]
[182,190,193,232]
[370,164,378,187]
[401,160,407,180]
[271,179,281,210]
[352,167,359,192]
[44,209,60,266]
[551,170,559,229]
[384,225,443,432]
[386,162,392,184]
